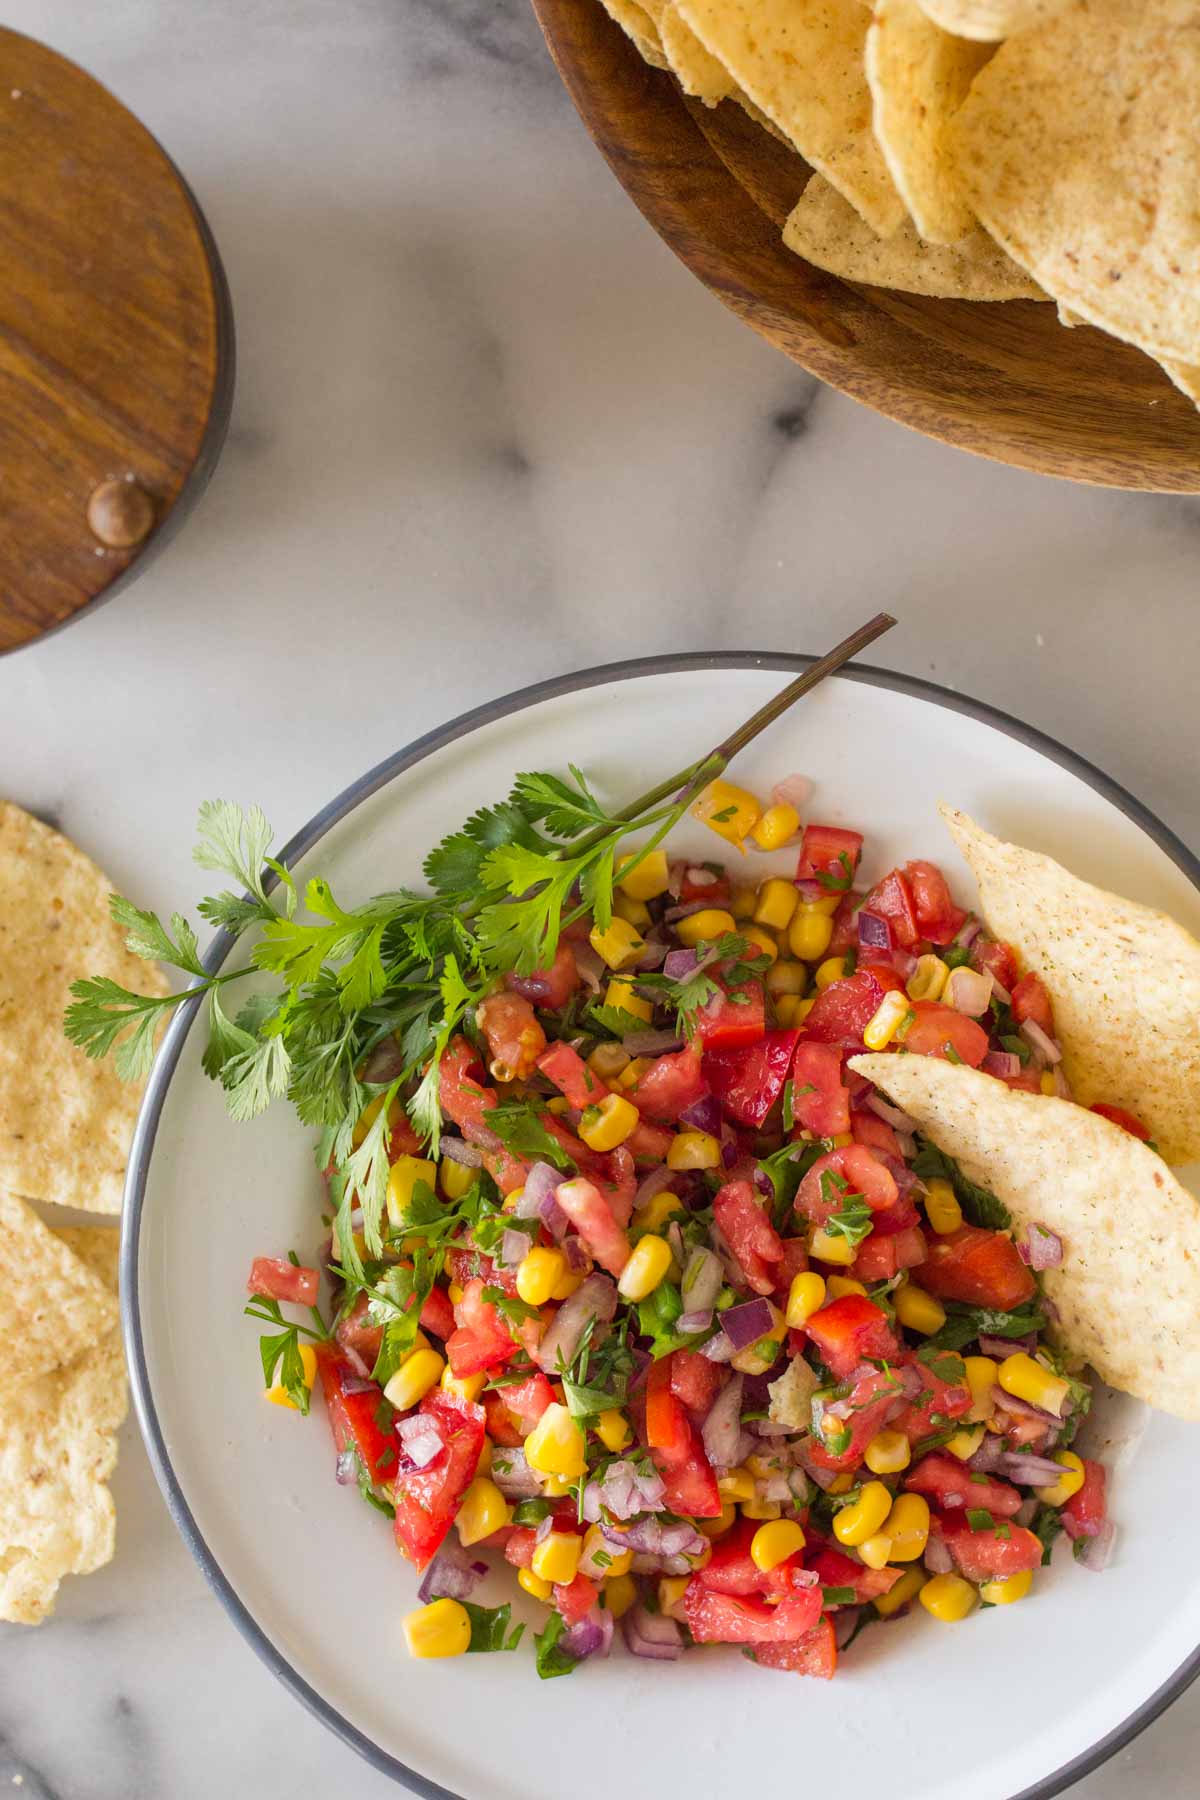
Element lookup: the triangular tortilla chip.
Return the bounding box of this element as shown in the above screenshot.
[660,1,738,101]
[915,0,1071,37]
[851,1055,1200,1419]
[941,805,1200,1165]
[598,0,670,67]
[0,1190,118,1385]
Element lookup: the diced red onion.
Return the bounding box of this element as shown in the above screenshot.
[439,1135,483,1169]
[1000,1452,1066,1486]
[890,949,918,981]
[719,1124,739,1170]
[534,1512,558,1545]
[622,1030,683,1056]
[677,1308,713,1336]
[834,1605,865,1649]
[416,1542,488,1606]
[845,1070,872,1102]
[978,1333,1038,1360]
[490,1446,542,1498]
[866,1094,917,1133]
[1021,1020,1062,1066]
[772,773,812,812]
[1076,1520,1115,1570]
[463,1118,503,1155]
[573,944,606,994]
[966,1434,1006,1475]
[561,1609,614,1661]
[634,937,670,972]
[761,1473,794,1504]
[682,1246,723,1315]
[500,1228,530,1268]
[397,1414,445,1469]
[857,910,892,951]
[605,1517,702,1559]
[1013,1497,1038,1527]
[524,1159,567,1214]
[797,1446,836,1490]
[924,1534,954,1574]
[582,1460,666,1523]
[666,1222,686,1270]
[753,1166,774,1197]
[1052,1066,1072,1100]
[680,1093,722,1136]
[623,1604,684,1660]
[665,901,711,923]
[952,917,981,950]
[360,1035,407,1084]
[534,1273,617,1373]
[719,1297,774,1350]
[632,1163,678,1213]
[563,1235,589,1270]
[1017,1224,1063,1270]
[753,1418,796,1438]
[666,861,685,901]
[686,866,720,888]
[538,1194,570,1242]
[335,1448,359,1486]
[982,1051,1022,1079]
[339,1367,376,1394]
[795,878,823,903]
[945,967,993,1017]
[701,1374,744,1470]
[700,1329,737,1363]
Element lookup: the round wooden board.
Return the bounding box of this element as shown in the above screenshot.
[0,29,233,653]
[530,0,1200,492]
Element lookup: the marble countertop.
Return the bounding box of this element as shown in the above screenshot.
[2,1,1198,1794]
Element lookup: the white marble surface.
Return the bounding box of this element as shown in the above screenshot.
[1,0,1198,1793]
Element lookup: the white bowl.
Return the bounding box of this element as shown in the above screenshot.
[124,654,1200,1800]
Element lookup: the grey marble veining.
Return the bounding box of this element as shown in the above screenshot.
[1,0,1198,1794]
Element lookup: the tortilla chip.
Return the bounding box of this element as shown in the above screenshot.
[866,1,991,243]
[0,802,167,1214]
[598,0,670,67]
[784,174,1043,298]
[914,0,1071,36]
[941,806,1200,1166]
[850,1056,1200,1420]
[0,1224,125,1624]
[0,1190,118,1385]
[677,0,907,235]
[660,1,737,101]
[950,0,1200,364]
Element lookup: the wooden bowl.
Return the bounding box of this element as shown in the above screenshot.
[530,0,1200,491]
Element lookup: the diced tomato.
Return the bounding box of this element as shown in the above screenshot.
[387,1110,424,1160]
[795,1144,898,1227]
[418,1284,456,1342]
[1062,1458,1107,1540]
[335,1282,454,1369]
[805,1295,901,1381]
[790,1041,851,1138]
[901,1002,989,1068]
[699,1519,772,1597]
[644,1364,723,1516]
[865,1190,921,1237]
[852,1223,926,1281]
[903,861,967,946]
[683,1580,823,1645]
[680,865,732,905]
[445,1277,518,1377]
[669,1349,725,1418]
[800,968,905,1049]
[828,890,866,957]
[505,940,579,1010]
[850,1109,902,1162]
[891,1359,972,1444]
[439,1037,527,1194]
[703,1029,800,1128]
[627,1119,675,1164]
[316,1348,398,1487]
[555,1177,630,1276]
[627,1043,708,1123]
[807,1369,908,1472]
[475,990,546,1082]
[972,938,1020,991]
[905,1453,1023,1517]
[753,1616,837,1678]
[862,868,921,951]
[247,1256,320,1308]
[483,1392,524,1447]
[392,1389,486,1570]
[1010,972,1055,1036]
[919,1225,1036,1310]
[694,977,766,1050]
[1090,1102,1151,1141]
[713,1179,785,1295]
[796,825,864,891]
[938,1516,1043,1581]
[500,1372,555,1434]
[503,1527,537,1569]
[536,1040,609,1111]
[772,1237,810,1295]
[807,1543,902,1604]
[998,1070,1044,1093]
[554,1571,599,1627]
[646,1358,689,1454]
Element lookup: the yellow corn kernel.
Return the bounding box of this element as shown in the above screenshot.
[750,1519,806,1572]
[827,1474,855,1495]
[750,802,801,853]
[516,1245,568,1307]
[589,916,645,972]
[616,1056,651,1092]
[605,1571,637,1619]
[907,954,950,1003]
[863,989,913,1051]
[595,1408,632,1453]
[741,1498,783,1521]
[687,1541,713,1571]
[612,891,652,931]
[922,1177,963,1236]
[864,1430,911,1475]
[858,1533,894,1571]
[617,1234,673,1303]
[383,1347,444,1412]
[605,975,652,1025]
[833,1480,893,1548]
[753,877,800,932]
[540,1475,574,1498]
[787,908,835,963]
[765,958,808,999]
[699,1502,738,1539]
[676,907,738,948]
[545,1096,570,1115]
[963,1355,999,1423]
[814,956,848,991]
[774,994,800,1027]
[579,1092,640,1153]
[691,779,762,845]
[518,1567,553,1603]
[808,1227,857,1267]
[873,1565,924,1617]
[892,1283,947,1335]
[351,1089,400,1149]
[745,1453,778,1481]
[386,1155,439,1229]
[830,1132,854,1148]
[658,1575,691,1620]
[635,1190,685,1234]
[1040,1070,1057,1096]
[581,1524,633,1579]
[477,1438,493,1477]
[1034,1449,1086,1507]
[944,1425,986,1462]
[883,1493,930,1562]
[403,1597,471,1660]
[717,1467,756,1504]
[264,1342,317,1408]
[447,1281,465,1306]
[795,998,816,1024]
[455,1477,511,1547]
[980,1569,1034,1606]
[785,1271,827,1328]
[998,1352,1070,1417]
[588,1046,631,1089]
[919,1573,978,1623]
[531,1530,583,1586]
[667,1129,722,1171]
[827,1276,868,1300]
[731,1302,785,1375]
[441,1365,486,1404]
[524,1402,587,1479]
[440,1156,475,1202]
[729,882,758,920]
[740,924,779,965]
[550,1265,585,1301]
[501,1189,524,1214]
[617,848,671,902]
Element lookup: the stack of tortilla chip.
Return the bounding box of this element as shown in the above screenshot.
[0,803,166,1622]
[595,0,1200,400]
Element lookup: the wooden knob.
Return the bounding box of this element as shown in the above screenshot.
[87,478,156,549]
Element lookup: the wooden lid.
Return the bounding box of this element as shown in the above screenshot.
[0,28,233,653]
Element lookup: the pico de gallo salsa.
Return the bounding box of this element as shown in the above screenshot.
[245,774,1118,1678]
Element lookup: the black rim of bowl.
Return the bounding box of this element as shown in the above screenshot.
[121,651,1200,1800]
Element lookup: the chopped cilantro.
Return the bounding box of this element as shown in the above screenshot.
[911,1140,1011,1230]
[462,1600,525,1653]
[534,1613,579,1679]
